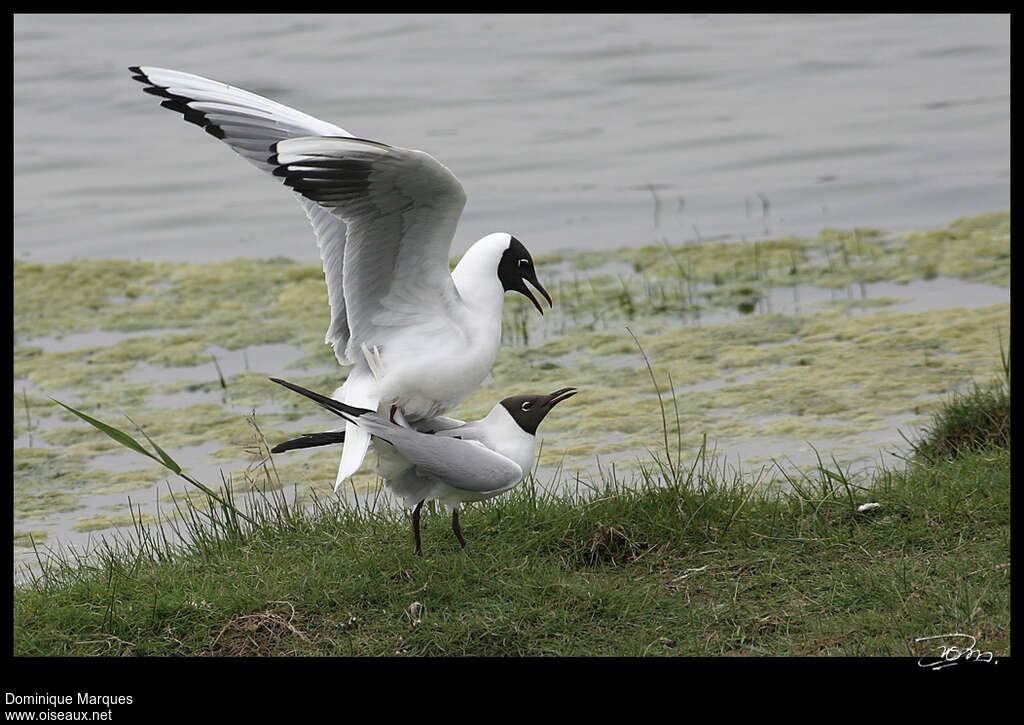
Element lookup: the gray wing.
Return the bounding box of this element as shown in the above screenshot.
[354,416,523,493]
[270,136,467,362]
[412,415,466,433]
[130,66,357,363]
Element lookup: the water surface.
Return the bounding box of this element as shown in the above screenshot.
[14,13,1009,262]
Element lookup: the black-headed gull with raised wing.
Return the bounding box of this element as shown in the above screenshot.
[269,377,576,555]
[130,67,552,490]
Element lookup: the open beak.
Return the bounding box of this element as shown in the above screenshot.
[544,387,578,408]
[520,268,553,315]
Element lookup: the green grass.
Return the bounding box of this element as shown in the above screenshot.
[905,366,1010,465]
[13,382,1010,657]
[893,336,1008,496]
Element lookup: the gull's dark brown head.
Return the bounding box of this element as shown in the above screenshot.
[497,236,552,315]
[499,387,577,435]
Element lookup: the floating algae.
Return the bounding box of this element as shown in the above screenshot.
[12,212,1010,573]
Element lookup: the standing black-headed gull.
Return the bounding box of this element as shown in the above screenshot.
[130,67,552,491]
[269,377,577,555]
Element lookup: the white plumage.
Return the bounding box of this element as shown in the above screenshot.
[271,377,577,554]
[131,67,551,490]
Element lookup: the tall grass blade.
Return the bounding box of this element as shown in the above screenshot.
[124,413,182,475]
[626,326,675,479]
[51,397,254,525]
[52,398,164,467]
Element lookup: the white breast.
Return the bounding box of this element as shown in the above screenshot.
[373,245,506,420]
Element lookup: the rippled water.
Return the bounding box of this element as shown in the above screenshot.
[14,13,1009,263]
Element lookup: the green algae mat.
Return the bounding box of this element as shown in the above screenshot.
[13,212,1010,569]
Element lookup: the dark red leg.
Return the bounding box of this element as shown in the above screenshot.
[452,509,466,548]
[412,500,424,556]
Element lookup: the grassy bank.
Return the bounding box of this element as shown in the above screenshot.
[13,377,1010,657]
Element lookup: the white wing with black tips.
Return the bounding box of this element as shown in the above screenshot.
[130,66,358,363]
[270,135,467,357]
[132,66,469,367]
[130,66,347,170]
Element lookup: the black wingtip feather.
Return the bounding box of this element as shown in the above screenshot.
[269,377,374,419]
[270,431,346,453]
[135,71,228,139]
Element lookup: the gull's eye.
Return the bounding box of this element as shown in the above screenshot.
[520,401,533,411]
[517,258,530,268]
